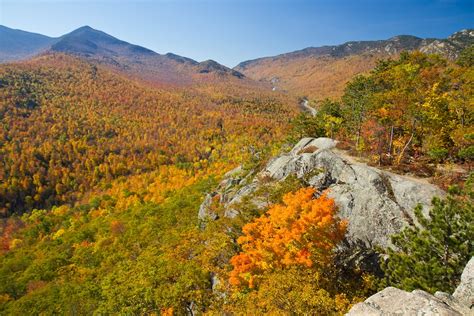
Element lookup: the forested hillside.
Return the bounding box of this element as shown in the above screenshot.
[295,48,473,181]
[0,53,297,217]
[0,35,472,314]
[0,52,303,313]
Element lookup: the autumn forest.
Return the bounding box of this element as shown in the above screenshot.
[0,10,473,316]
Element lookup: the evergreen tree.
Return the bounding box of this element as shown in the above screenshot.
[381,175,474,293]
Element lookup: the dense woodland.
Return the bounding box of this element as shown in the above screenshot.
[237,53,385,99]
[0,48,472,314]
[295,48,473,181]
[0,54,297,217]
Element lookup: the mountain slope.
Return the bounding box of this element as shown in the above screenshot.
[0,25,55,62]
[235,29,474,99]
[0,53,296,216]
[0,52,299,314]
[49,26,247,86]
[51,25,156,58]
[0,25,247,86]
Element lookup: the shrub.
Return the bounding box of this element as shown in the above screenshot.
[428,148,449,163]
[458,145,474,161]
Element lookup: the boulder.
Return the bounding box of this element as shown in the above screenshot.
[198,193,219,222]
[201,137,443,248]
[264,140,444,248]
[198,166,252,226]
[289,137,337,155]
[453,257,474,309]
[347,287,465,315]
[347,257,474,315]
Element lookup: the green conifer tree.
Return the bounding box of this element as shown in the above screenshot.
[381,174,474,293]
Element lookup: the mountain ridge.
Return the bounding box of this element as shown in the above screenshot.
[2,25,472,94]
[50,25,157,57]
[0,25,246,85]
[0,25,55,62]
[234,29,474,99]
[236,29,473,69]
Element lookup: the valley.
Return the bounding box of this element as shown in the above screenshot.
[0,22,473,315]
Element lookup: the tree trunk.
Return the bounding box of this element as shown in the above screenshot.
[397,133,414,165]
[356,124,362,153]
[388,125,394,156]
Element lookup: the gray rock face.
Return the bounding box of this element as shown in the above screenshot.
[266,139,444,248]
[198,166,253,226]
[420,29,474,60]
[347,287,466,315]
[202,137,443,248]
[198,138,469,314]
[453,257,474,309]
[198,193,218,223]
[347,257,474,315]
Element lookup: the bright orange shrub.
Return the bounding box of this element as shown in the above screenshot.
[229,187,347,288]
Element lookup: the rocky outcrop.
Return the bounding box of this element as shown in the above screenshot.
[199,137,444,248]
[453,256,474,310]
[420,29,474,60]
[265,137,444,248]
[198,166,253,225]
[347,257,474,315]
[199,138,467,314]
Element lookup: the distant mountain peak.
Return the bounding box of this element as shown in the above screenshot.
[199,59,224,68]
[50,26,156,57]
[0,25,251,85]
[66,25,112,39]
[0,25,54,62]
[165,52,198,65]
[76,25,94,30]
[388,35,421,41]
[234,28,474,99]
[197,59,245,78]
[450,29,474,37]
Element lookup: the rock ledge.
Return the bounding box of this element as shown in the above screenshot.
[199,137,444,248]
[347,257,474,315]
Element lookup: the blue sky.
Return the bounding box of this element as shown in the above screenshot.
[0,0,473,67]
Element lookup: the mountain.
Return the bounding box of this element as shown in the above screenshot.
[235,29,474,99]
[420,29,474,59]
[48,26,246,85]
[196,59,244,78]
[0,25,55,62]
[0,25,246,86]
[50,25,156,58]
[1,22,472,315]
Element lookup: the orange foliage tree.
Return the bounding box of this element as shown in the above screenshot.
[229,187,347,288]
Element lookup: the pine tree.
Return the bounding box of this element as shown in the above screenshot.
[381,174,474,293]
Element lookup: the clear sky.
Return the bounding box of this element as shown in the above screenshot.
[0,0,473,67]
